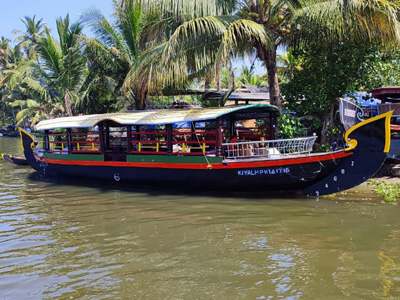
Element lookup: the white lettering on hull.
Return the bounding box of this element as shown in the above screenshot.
[237,167,290,176]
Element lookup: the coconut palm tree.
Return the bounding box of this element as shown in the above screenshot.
[81,1,167,110]
[144,0,400,110]
[238,65,268,87]
[36,14,87,116]
[11,98,64,128]
[0,39,31,126]
[0,37,12,70]
[277,49,303,83]
[3,14,88,123]
[13,15,46,61]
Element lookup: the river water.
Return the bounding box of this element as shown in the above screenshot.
[0,137,400,299]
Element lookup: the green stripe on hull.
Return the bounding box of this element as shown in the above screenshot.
[43,152,222,164]
[44,153,105,161]
[126,155,223,164]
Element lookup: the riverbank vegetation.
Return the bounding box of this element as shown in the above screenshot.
[368,180,400,204]
[1,0,400,144]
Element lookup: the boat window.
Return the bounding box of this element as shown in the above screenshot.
[46,128,101,154]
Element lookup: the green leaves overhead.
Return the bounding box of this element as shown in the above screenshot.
[291,0,400,47]
[145,0,236,19]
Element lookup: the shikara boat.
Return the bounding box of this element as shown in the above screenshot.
[18,104,391,196]
[1,153,29,165]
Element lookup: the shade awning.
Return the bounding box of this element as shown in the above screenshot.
[35,104,278,131]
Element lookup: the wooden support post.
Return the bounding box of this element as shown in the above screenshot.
[229,116,235,140]
[66,128,72,154]
[99,124,105,154]
[191,122,196,141]
[126,126,132,154]
[44,130,49,150]
[105,122,110,150]
[135,125,140,140]
[216,118,223,157]
[166,124,172,155]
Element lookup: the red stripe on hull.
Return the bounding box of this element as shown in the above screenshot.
[39,151,352,170]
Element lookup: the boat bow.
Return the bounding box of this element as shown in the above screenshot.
[303,111,392,196]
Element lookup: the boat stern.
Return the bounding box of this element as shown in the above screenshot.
[18,128,42,172]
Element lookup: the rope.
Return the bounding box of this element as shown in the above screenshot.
[192,121,213,170]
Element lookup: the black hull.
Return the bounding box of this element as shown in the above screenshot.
[18,111,392,196]
[37,157,346,192]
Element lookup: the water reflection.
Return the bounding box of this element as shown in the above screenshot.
[1,137,400,299]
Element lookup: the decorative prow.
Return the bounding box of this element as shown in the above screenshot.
[18,128,42,172]
[303,111,392,196]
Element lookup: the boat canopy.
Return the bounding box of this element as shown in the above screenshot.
[35,104,278,131]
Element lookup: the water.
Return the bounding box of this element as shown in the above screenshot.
[1,137,400,299]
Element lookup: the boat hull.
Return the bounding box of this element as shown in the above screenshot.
[33,152,350,192]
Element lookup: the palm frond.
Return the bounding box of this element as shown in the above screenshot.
[217,18,273,71]
[37,28,62,75]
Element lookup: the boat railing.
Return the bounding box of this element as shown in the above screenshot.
[47,131,101,153]
[378,103,400,117]
[223,136,318,159]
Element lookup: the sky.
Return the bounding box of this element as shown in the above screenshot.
[0,0,114,40]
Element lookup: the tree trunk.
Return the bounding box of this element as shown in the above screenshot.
[64,91,73,117]
[135,79,148,110]
[255,46,282,110]
[229,58,235,89]
[216,63,221,92]
[320,102,335,145]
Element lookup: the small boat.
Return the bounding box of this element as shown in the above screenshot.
[1,153,29,165]
[18,104,391,196]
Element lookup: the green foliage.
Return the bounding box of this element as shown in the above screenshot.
[281,43,400,141]
[283,42,368,121]
[277,112,305,138]
[255,119,267,136]
[313,143,331,153]
[368,180,400,204]
[357,47,400,89]
[237,65,268,87]
[2,0,400,128]
[277,49,302,84]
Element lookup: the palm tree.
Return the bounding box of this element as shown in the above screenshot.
[12,99,64,128]
[277,50,303,83]
[36,14,87,116]
[13,15,46,61]
[0,39,30,126]
[81,1,165,110]
[238,65,268,87]
[0,37,12,72]
[0,37,24,71]
[144,0,400,110]
[4,14,87,123]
